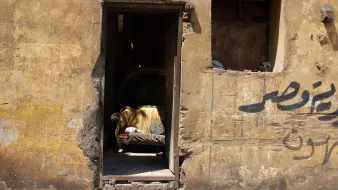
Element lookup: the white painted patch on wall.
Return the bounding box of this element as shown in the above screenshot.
[67,119,83,128]
[242,87,254,102]
[232,114,241,119]
[0,120,19,146]
[302,67,309,74]
[239,165,282,188]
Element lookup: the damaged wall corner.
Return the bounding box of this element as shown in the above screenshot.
[76,105,102,189]
[3,0,338,189]
[76,55,105,189]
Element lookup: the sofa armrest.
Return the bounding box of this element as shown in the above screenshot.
[111,112,127,139]
[111,112,127,126]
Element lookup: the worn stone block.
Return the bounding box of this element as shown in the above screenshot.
[182,146,210,190]
[1,0,338,189]
[210,144,338,189]
[180,73,212,141]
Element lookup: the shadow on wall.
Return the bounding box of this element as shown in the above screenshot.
[190,8,201,33]
[324,21,338,51]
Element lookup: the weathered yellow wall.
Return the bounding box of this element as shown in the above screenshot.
[1,0,338,189]
[180,0,338,189]
[0,0,102,189]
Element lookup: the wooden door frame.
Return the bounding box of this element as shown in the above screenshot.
[99,3,183,189]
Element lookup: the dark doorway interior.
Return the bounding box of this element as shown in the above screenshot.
[102,6,180,181]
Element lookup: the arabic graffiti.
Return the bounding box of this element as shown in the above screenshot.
[239,81,338,127]
[283,129,338,165]
[239,82,310,112]
[238,81,338,164]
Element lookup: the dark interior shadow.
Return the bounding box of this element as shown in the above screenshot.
[91,55,115,152]
[211,0,274,70]
[91,54,104,145]
[101,9,180,177]
[117,69,166,109]
[324,21,338,51]
[103,153,169,176]
[103,12,171,152]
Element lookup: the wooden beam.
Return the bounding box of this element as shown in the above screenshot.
[99,3,108,190]
[107,3,184,11]
[173,9,183,189]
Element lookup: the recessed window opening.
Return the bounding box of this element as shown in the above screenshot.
[212,0,281,72]
[102,4,182,184]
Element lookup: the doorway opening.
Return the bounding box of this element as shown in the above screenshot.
[101,3,183,185]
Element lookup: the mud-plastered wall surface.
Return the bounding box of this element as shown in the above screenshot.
[0,0,102,189]
[2,0,338,189]
[180,0,338,189]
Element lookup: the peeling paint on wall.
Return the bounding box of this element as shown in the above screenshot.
[3,0,338,189]
[67,119,82,128]
[0,120,18,146]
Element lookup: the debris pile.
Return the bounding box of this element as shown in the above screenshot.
[212,60,272,72]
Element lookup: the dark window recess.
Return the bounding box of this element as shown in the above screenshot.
[212,0,281,72]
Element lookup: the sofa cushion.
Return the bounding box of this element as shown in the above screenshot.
[121,133,165,146]
[149,120,165,135]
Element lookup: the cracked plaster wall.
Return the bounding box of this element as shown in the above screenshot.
[1,0,338,190]
[179,0,338,189]
[0,0,102,189]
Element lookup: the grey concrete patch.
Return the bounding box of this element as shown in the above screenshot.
[76,55,104,189]
[76,105,101,188]
[77,105,100,159]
